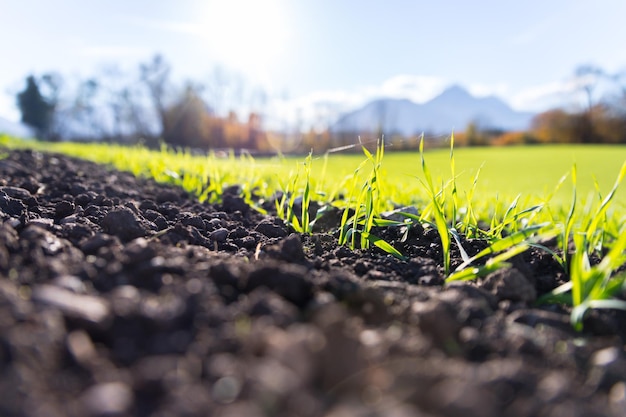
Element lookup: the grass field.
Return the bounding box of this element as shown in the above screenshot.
[298,144,626,206]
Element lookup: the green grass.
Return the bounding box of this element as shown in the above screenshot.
[2,133,626,331]
[301,144,626,206]
[3,135,624,209]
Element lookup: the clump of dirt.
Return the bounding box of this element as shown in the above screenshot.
[1,148,625,417]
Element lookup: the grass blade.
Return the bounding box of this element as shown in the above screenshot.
[446,243,530,282]
[450,228,471,263]
[420,135,452,275]
[455,223,551,271]
[363,232,407,260]
[584,160,626,250]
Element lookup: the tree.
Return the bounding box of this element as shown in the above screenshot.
[464,120,489,146]
[16,75,55,139]
[605,69,626,120]
[163,84,212,148]
[140,54,172,139]
[573,65,604,143]
[69,78,102,139]
[591,104,626,143]
[531,109,577,143]
[574,65,603,112]
[96,65,155,142]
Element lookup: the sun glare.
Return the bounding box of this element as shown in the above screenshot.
[196,0,290,82]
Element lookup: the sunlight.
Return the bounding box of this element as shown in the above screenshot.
[195,0,290,82]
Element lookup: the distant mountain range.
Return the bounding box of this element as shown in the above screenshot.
[332,85,535,135]
[0,116,33,138]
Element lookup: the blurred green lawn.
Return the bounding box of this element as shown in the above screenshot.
[292,145,626,207]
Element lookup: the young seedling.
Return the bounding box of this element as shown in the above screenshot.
[337,138,406,260]
[300,151,313,234]
[338,158,368,247]
[444,243,531,282]
[275,152,314,234]
[537,161,626,331]
[581,161,626,255]
[459,162,483,239]
[446,223,555,282]
[557,164,578,272]
[418,135,452,275]
[538,229,626,331]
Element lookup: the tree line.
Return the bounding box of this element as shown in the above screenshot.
[15,58,626,153]
[475,66,626,147]
[16,54,273,152]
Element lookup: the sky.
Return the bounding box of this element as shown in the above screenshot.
[1,0,626,128]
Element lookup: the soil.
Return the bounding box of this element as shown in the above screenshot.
[1,148,626,417]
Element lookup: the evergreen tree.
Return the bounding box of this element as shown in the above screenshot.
[17,75,54,139]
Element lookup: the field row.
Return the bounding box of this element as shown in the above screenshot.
[2,135,626,330]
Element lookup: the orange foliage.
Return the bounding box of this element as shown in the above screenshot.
[530,105,626,144]
[162,89,269,151]
[491,131,537,146]
[531,109,579,143]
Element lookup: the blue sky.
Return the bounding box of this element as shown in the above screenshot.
[1,0,625,127]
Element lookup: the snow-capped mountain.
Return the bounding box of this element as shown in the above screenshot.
[332,85,535,135]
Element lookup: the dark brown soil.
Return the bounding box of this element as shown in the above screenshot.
[1,148,625,417]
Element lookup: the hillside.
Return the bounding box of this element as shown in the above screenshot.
[332,85,535,135]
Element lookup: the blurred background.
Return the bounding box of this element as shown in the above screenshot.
[1,0,625,153]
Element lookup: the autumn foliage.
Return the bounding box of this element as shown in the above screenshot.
[488,104,626,147]
[161,87,269,151]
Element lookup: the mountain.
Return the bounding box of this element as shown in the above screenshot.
[332,85,535,136]
[0,116,34,138]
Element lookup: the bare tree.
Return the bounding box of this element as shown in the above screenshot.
[607,69,626,116]
[140,54,172,139]
[70,78,103,138]
[575,65,604,113]
[163,82,211,148]
[574,65,604,142]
